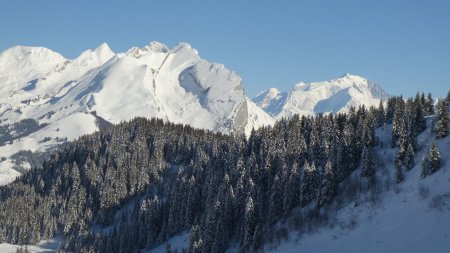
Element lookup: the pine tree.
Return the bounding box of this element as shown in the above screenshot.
[419,158,429,181]
[425,93,434,115]
[413,93,426,135]
[318,161,337,207]
[269,174,283,223]
[361,146,375,177]
[405,143,415,170]
[421,143,441,178]
[435,99,449,139]
[243,196,256,249]
[447,90,450,105]
[377,100,385,127]
[395,137,407,169]
[391,97,406,147]
[283,161,301,213]
[428,143,441,174]
[300,161,319,207]
[252,224,263,252]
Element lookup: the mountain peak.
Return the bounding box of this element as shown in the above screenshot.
[0,45,66,82]
[94,42,114,55]
[125,41,170,58]
[72,43,115,67]
[339,72,353,78]
[0,45,65,62]
[147,41,169,53]
[336,73,368,82]
[174,42,192,49]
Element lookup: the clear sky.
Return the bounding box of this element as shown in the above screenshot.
[1,0,449,98]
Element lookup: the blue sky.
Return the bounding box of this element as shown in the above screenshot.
[1,0,449,97]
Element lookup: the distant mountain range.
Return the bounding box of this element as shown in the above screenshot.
[0,42,388,184]
[253,73,389,119]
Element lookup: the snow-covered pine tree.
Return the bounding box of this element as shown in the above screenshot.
[395,136,407,169]
[361,146,375,177]
[269,174,284,223]
[300,161,320,207]
[420,143,441,178]
[413,93,426,136]
[405,143,415,170]
[243,196,256,249]
[391,97,406,147]
[376,100,386,127]
[318,160,337,207]
[435,99,449,139]
[422,143,442,179]
[425,93,434,116]
[283,161,301,214]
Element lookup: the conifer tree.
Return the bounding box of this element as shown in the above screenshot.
[421,143,441,178]
[361,146,375,177]
[391,97,406,147]
[435,99,449,139]
[447,90,450,104]
[431,145,442,173]
[405,143,415,170]
[377,100,385,127]
[243,196,256,249]
[300,162,319,207]
[395,137,407,169]
[413,93,426,135]
[425,93,434,115]
[318,161,337,207]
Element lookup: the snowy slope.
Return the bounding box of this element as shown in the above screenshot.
[0,42,273,185]
[149,119,449,253]
[254,74,389,119]
[261,120,450,253]
[0,237,61,253]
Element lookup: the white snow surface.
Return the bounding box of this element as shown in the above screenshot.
[0,237,61,253]
[254,73,389,119]
[0,42,273,185]
[145,231,190,253]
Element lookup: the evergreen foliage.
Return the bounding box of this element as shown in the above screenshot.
[435,99,449,139]
[420,143,441,178]
[0,90,445,253]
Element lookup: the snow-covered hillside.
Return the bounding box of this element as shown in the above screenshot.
[149,118,450,253]
[0,42,273,185]
[254,73,389,119]
[259,120,450,253]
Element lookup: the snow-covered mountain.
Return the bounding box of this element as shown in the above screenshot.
[0,42,273,185]
[254,73,389,119]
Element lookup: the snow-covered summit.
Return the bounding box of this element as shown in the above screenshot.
[125,41,170,58]
[254,73,389,119]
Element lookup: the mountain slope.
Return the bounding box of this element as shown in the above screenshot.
[0,42,274,185]
[258,118,450,253]
[254,73,389,119]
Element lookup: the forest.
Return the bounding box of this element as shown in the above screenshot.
[0,92,448,253]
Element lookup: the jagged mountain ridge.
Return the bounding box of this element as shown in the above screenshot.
[0,42,274,185]
[254,73,389,119]
[0,41,272,132]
